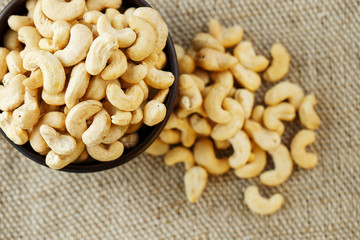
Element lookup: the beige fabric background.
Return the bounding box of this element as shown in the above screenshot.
[1,0,359,239]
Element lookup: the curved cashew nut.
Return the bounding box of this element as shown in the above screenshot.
[164,146,194,170]
[54,24,93,67]
[65,100,102,139]
[83,10,103,24]
[121,61,147,84]
[0,48,9,81]
[153,88,169,103]
[4,30,23,51]
[196,48,237,71]
[6,51,26,74]
[264,81,304,109]
[159,129,181,144]
[234,89,254,119]
[228,130,252,169]
[260,144,293,186]
[102,124,128,144]
[83,76,119,101]
[194,138,230,175]
[42,88,66,106]
[39,21,71,53]
[214,139,231,150]
[26,0,37,18]
[143,65,174,89]
[177,104,207,119]
[105,8,126,29]
[12,88,40,129]
[230,63,261,92]
[143,100,166,127]
[73,149,88,163]
[46,140,85,169]
[244,119,281,151]
[155,51,167,70]
[41,0,86,21]
[251,105,264,123]
[85,32,118,75]
[184,166,208,203]
[106,82,144,111]
[120,133,139,148]
[101,49,127,80]
[263,43,290,82]
[291,130,318,169]
[23,49,65,94]
[235,145,267,178]
[164,114,197,148]
[208,19,243,48]
[178,53,196,74]
[192,32,225,52]
[65,62,90,108]
[82,109,111,147]
[39,102,61,115]
[33,0,54,38]
[29,111,66,153]
[40,124,76,155]
[8,15,33,32]
[244,185,284,215]
[0,73,25,111]
[299,94,321,130]
[234,41,269,72]
[211,98,245,141]
[263,103,296,135]
[145,138,169,156]
[189,114,212,136]
[18,26,42,58]
[103,100,132,126]
[86,0,122,11]
[0,112,28,145]
[179,74,203,110]
[87,141,124,161]
[193,68,210,86]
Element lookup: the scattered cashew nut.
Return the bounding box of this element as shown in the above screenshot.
[298,94,321,130]
[264,81,304,109]
[263,43,290,82]
[184,166,208,203]
[0,112,28,145]
[164,146,194,170]
[291,130,318,169]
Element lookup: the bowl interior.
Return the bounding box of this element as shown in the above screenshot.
[0,0,178,172]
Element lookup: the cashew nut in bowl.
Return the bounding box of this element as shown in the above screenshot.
[87,141,124,161]
[263,103,296,135]
[83,10,103,24]
[54,24,93,67]
[164,114,197,148]
[234,41,269,72]
[155,51,167,70]
[102,100,132,126]
[164,147,194,170]
[65,100,102,139]
[86,0,122,11]
[85,32,118,75]
[189,114,212,136]
[17,26,42,58]
[260,144,293,187]
[121,61,147,84]
[82,109,111,147]
[208,19,243,48]
[106,83,144,112]
[184,166,208,203]
[298,94,321,130]
[152,88,169,103]
[228,130,252,169]
[145,138,169,156]
[102,124,128,145]
[26,0,37,18]
[12,88,40,129]
[42,88,66,106]
[0,73,25,111]
[8,15,33,32]
[46,140,85,169]
[0,112,28,145]
[291,130,318,169]
[40,124,77,155]
[120,133,139,149]
[41,0,86,21]
[234,145,266,178]
[73,149,89,164]
[179,74,203,110]
[143,100,166,127]
[144,65,175,89]
[194,138,230,175]
[244,185,284,215]
[230,63,261,92]
[65,62,90,109]
[33,0,54,38]
[159,129,181,145]
[263,43,290,82]
[244,120,281,151]
[104,8,123,27]
[264,81,304,109]
[83,76,118,101]
[6,51,26,74]
[101,49,127,80]
[131,107,143,125]
[39,101,60,115]
[251,105,264,123]
[39,21,71,53]
[191,32,225,52]
[124,7,135,22]
[4,30,23,51]
[196,48,237,72]
[234,89,254,119]
[0,48,9,81]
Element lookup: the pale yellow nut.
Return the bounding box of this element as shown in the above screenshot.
[196,48,237,71]
[4,30,22,51]
[208,19,243,48]
[234,89,254,119]
[41,0,86,21]
[105,8,123,29]
[174,44,185,61]
[210,68,234,91]
[0,48,9,82]
[244,185,284,215]
[263,43,290,82]
[17,26,42,58]
[12,88,40,129]
[82,109,111,147]
[40,124,76,156]
[0,112,28,145]
[38,20,71,53]
[33,0,54,38]
[251,105,264,123]
[73,149,89,163]
[189,74,205,93]
[83,76,119,101]
[260,144,293,186]
[230,63,261,92]
[291,130,318,169]
[8,15,33,32]
[101,49,127,80]
[46,140,85,169]
[179,54,196,75]
[244,120,281,151]
[0,73,25,111]
[192,32,225,52]
[235,145,267,178]
[155,51,167,70]
[39,102,60,115]
[83,10,103,24]
[6,51,26,74]
[131,107,143,125]
[23,68,43,89]
[106,83,144,112]
[214,139,231,150]
[102,100,132,126]
[228,130,252,169]
[264,81,304,109]
[153,88,169,103]
[179,74,203,110]
[65,100,102,139]
[234,41,269,72]
[26,0,37,18]
[263,103,296,135]
[86,0,122,11]
[177,105,207,119]
[121,61,147,84]
[42,88,66,106]
[143,66,174,89]
[164,114,196,148]
[145,138,169,156]
[189,114,212,136]
[194,138,230,175]
[184,166,208,203]
[164,146,194,170]
[23,49,65,94]
[54,24,93,67]
[87,141,124,161]
[193,68,210,86]
[120,132,139,148]
[159,129,181,145]
[143,100,166,127]
[298,94,321,130]
[65,62,90,109]
[102,124,128,145]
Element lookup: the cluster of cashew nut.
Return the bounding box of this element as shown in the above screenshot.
[146,19,321,214]
[0,0,175,169]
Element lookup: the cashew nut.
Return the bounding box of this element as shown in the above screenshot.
[82,109,111,147]
[184,166,208,203]
[159,129,181,145]
[155,51,167,70]
[214,139,231,150]
[290,130,318,169]
[179,74,203,110]
[42,88,66,106]
[244,186,284,215]
[228,130,252,169]
[0,112,28,145]
[234,145,266,178]
[0,48,9,82]
[143,65,174,89]
[251,105,264,123]
[106,82,144,112]
[164,146,194,170]
[87,141,124,161]
[102,124,128,144]
[102,100,132,126]
[39,101,60,115]
[131,107,143,125]
[177,104,207,119]
[73,149,89,163]
[83,76,119,101]
[244,119,281,151]
[192,32,225,52]
[26,0,37,18]
[264,81,304,109]
[40,124,76,155]
[0,73,25,111]
[299,94,321,130]
[46,140,85,169]
[230,63,261,92]
[41,0,86,21]
[65,62,90,109]
[54,24,93,67]
[65,100,102,139]
[8,15,33,32]
[194,138,229,175]
[153,88,169,103]
[178,49,196,74]
[263,43,290,82]
[208,19,243,48]
[234,41,269,72]
[105,8,125,29]
[189,114,212,136]
[263,103,296,135]
[234,89,254,119]
[260,144,293,186]
[18,26,42,58]
[39,21,71,53]
[33,0,54,38]
[121,61,147,84]
[196,48,237,71]
[12,88,40,129]
[86,0,122,11]
[83,10,103,24]
[164,114,197,148]
[4,30,23,51]
[120,133,139,148]
[143,100,166,127]
[6,51,26,74]
[101,49,127,80]
[143,138,168,156]
[193,68,210,86]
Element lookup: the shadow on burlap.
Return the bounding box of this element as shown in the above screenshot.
[0,0,359,239]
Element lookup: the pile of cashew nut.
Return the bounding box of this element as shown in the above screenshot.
[0,0,175,169]
[146,19,321,215]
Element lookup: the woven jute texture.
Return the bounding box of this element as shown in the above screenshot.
[1,0,359,239]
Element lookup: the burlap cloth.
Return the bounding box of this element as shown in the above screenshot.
[0,0,359,239]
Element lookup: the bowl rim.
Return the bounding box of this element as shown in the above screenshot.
[0,0,179,173]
